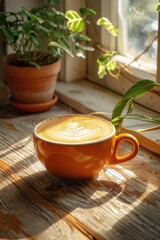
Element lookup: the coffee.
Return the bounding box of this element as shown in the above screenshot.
[33,114,139,179]
[35,114,114,144]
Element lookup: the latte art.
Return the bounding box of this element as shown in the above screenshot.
[54,121,102,141]
[35,115,114,144]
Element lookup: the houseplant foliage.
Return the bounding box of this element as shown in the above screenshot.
[0,0,94,109]
[66,8,160,131]
[0,0,94,67]
[66,10,118,79]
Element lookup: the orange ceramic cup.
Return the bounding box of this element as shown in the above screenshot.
[33,114,139,180]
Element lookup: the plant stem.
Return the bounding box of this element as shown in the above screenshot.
[136,125,160,132]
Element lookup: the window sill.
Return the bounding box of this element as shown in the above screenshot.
[56,79,160,155]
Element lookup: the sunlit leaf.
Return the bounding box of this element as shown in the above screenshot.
[106,59,116,71]
[65,10,84,32]
[156,3,160,11]
[112,98,130,120]
[75,50,85,58]
[97,51,117,78]
[126,99,134,115]
[97,17,118,36]
[111,116,124,131]
[123,79,160,99]
[98,66,106,79]
[80,45,94,51]
[111,79,160,130]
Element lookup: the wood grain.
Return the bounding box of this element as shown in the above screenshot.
[0,102,160,240]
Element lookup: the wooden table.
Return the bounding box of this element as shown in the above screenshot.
[0,102,160,240]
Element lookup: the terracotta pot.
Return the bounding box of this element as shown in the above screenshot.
[2,53,61,104]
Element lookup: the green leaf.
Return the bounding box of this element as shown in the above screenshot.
[123,80,160,99]
[97,54,109,64]
[65,10,84,32]
[157,3,160,11]
[29,61,40,68]
[75,50,86,58]
[80,45,94,51]
[45,19,57,28]
[1,28,15,42]
[36,25,51,33]
[97,17,118,37]
[78,33,91,41]
[74,43,94,57]
[19,7,44,24]
[53,31,65,39]
[97,65,107,79]
[97,51,117,78]
[49,41,73,57]
[97,51,117,64]
[112,98,130,120]
[22,21,32,32]
[79,8,96,16]
[106,59,116,71]
[30,35,40,48]
[111,80,160,130]
[111,116,124,131]
[126,99,134,115]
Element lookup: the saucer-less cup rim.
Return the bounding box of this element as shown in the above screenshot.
[33,114,116,145]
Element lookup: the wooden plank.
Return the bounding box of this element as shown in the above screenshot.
[56,80,160,154]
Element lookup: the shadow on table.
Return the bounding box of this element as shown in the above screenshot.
[0,168,149,239]
[0,102,25,119]
[0,154,38,179]
[105,187,160,240]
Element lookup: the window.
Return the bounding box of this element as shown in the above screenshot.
[118,0,158,75]
[84,0,160,113]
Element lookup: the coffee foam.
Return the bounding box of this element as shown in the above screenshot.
[35,115,114,144]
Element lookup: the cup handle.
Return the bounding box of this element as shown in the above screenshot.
[110,133,139,164]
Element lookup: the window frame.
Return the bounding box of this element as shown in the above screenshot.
[60,0,160,113]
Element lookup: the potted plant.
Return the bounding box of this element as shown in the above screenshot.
[0,0,94,112]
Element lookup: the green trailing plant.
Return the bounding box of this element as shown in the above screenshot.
[65,10,118,79]
[0,0,94,67]
[66,7,160,132]
[111,80,160,131]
